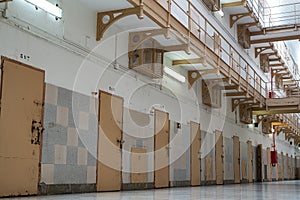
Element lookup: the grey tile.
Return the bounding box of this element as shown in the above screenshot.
[44,125,68,145]
[66,146,78,165]
[54,165,87,184]
[68,109,76,128]
[41,143,55,164]
[57,87,73,108]
[72,92,90,113]
[78,130,98,154]
[87,152,97,166]
[88,114,98,135]
[174,169,187,181]
[44,103,57,125]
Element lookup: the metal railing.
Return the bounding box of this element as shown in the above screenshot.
[156,0,267,99]
[263,1,300,28]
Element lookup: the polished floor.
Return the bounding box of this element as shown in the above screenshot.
[4,181,300,200]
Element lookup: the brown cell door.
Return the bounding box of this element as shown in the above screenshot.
[281,152,284,181]
[215,130,223,185]
[190,121,201,186]
[0,58,45,197]
[97,91,123,192]
[205,157,213,181]
[131,148,147,183]
[154,110,170,188]
[256,144,263,182]
[285,154,290,179]
[267,148,271,181]
[247,141,253,183]
[233,136,240,183]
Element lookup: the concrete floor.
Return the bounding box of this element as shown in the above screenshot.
[4,181,300,200]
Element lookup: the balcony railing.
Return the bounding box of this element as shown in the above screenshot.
[156,0,267,99]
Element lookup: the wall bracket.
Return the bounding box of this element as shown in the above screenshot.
[96,4,144,41]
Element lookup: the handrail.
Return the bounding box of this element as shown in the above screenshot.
[263,1,300,28]
[155,0,267,98]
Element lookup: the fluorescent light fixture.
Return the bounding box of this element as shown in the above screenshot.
[25,0,62,18]
[216,9,224,17]
[164,67,186,83]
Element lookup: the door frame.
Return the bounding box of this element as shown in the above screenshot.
[96,90,124,191]
[0,56,45,195]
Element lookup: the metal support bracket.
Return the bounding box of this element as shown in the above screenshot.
[96,4,144,41]
[188,69,220,89]
[230,13,252,28]
[255,43,274,58]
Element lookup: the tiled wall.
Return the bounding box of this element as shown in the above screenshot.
[39,83,289,188]
[41,84,98,185]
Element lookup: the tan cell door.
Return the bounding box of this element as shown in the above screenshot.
[131,148,147,183]
[256,144,263,182]
[247,141,253,183]
[215,130,223,185]
[267,148,271,181]
[190,121,201,186]
[281,152,284,181]
[154,110,170,188]
[233,136,240,183]
[0,58,45,197]
[97,91,123,192]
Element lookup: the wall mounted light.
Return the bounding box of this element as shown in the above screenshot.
[25,0,62,19]
[164,66,186,83]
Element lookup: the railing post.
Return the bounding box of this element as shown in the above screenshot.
[167,0,171,28]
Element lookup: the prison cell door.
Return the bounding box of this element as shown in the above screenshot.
[0,58,45,197]
[154,110,170,188]
[267,147,271,181]
[97,91,123,192]
[256,144,263,182]
[215,130,223,185]
[233,136,240,183]
[190,122,201,186]
[131,148,147,183]
[247,141,253,183]
[281,152,284,181]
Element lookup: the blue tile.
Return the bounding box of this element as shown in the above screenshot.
[57,87,73,108]
[41,143,55,164]
[54,165,87,184]
[72,92,90,113]
[67,146,78,165]
[44,103,57,125]
[44,124,67,145]
[87,152,97,166]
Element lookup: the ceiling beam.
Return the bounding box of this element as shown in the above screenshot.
[172,57,206,66]
[224,92,247,97]
[222,0,246,8]
[250,24,300,36]
[252,109,300,115]
[222,85,240,90]
[251,35,300,44]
